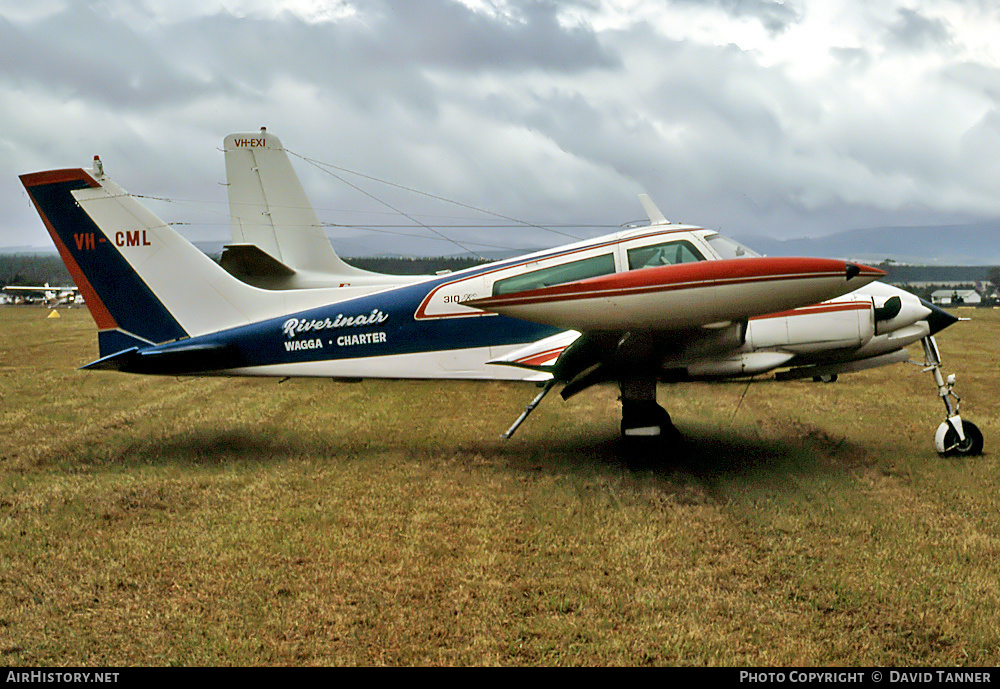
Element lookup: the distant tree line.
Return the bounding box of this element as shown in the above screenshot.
[0,254,72,288]
[0,252,492,289]
[989,267,1000,299]
[892,268,1000,305]
[343,256,492,275]
[895,283,978,302]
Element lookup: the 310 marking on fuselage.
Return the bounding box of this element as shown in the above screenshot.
[443,293,478,304]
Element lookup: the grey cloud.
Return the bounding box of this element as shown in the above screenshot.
[672,0,801,34]
[3,0,1000,253]
[3,0,619,114]
[209,0,621,76]
[0,6,229,109]
[886,8,953,51]
[829,47,870,70]
[518,38,794,175]
[166,0,618,118]
[374,0,620,72]
[944,62,1000,104]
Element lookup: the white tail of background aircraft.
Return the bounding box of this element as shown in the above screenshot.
[221,128,410,289]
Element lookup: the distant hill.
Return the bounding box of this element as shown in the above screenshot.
[11,218,1000,265]
[6,220,1000,287]
[735,222,1000,266]
[876,264,994,285]
[189,241,514,264]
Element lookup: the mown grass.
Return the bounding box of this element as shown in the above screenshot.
[1,306,998,666]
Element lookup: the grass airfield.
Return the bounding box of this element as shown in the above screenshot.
[1,306,998,666]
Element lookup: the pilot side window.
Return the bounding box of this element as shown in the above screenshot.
[627,240,704,270]
[492,253,616,296]
[706,234,760,259]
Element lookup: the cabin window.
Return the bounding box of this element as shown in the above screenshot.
[492,253,616,296]
[627,240,704,270]
[706,235,760,259]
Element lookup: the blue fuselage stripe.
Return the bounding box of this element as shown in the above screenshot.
[150,276,563,368]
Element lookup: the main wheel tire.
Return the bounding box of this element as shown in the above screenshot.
[938,420,984,457]
[620,402,684,467]
[621,403,682,442]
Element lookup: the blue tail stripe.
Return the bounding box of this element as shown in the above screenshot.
[25,178,188,346]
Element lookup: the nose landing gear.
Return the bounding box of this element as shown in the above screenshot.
[922,336,983,456]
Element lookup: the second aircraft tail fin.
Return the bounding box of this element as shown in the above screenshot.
[223,129,390,288]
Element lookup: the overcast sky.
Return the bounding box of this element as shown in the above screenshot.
[3,0,1000,256]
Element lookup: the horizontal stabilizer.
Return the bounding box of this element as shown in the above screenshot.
[82,341,235,375]
[80,347,141,371]
[220,243,296,279]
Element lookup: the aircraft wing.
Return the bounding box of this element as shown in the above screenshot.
[470,256,885,399]
[465,257,884,331]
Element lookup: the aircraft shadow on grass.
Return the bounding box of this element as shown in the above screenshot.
[84,421,869,495]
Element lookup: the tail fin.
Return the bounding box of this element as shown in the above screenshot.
[223,129,389,288]
[19,160,336,359]
[20,166,187,355]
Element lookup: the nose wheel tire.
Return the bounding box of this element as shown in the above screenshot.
[935,420,983,457]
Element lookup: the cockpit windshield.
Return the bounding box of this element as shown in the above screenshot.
[627,240,704,270]
[706,234,761,259]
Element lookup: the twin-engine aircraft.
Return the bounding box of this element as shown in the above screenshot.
[18,135,982,457]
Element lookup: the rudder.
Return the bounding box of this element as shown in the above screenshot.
[20,159,318,359]
[19,167,188,354]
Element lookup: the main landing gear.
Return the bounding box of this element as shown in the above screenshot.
[922,336,983,457]
[500,370,685,463]
[619,376,684,460]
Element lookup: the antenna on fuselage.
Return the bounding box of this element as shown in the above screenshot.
[638,194,669,225]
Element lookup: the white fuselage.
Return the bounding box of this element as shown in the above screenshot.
[226,224,927,382]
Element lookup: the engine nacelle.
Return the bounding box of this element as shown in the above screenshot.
[746,299,875,354]
[873,293,933,336]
